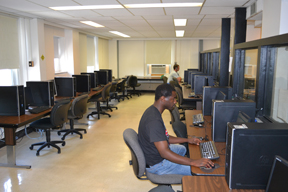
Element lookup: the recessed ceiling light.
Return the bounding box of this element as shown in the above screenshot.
[124,3,202,8]
[174,19,187,26]
[80,21,104,28]
[109,31,130,38]
[50,5,123,10]
[176,30,185,37]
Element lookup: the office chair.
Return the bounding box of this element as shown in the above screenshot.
[58,94,88,140]
[174,87,195,112]
[101,81,118,111]
[127,75,141,96]
[172,121,190,158]
[87,83,112,119]
[162,76,168,84]
[29,100,71,156]
[109,81,120,102]
[172,77,182,90]
[123,128,183,192]
[169,107,185,125]
[117,78,130,101]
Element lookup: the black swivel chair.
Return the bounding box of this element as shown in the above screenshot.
[29,100,71,156]
[169,107,185,124]
[172,121,190,158]
[87,83,112,119]
[162,76,168,84]
[123,128,184,192]
[58,94,89,140]
[117,79,130,101]
[174,87,195,115]
[128,75,141,96]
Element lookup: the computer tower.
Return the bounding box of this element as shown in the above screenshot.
[26,81,54,107]
[95,71,109,85]
[72,74,91,93]
[225,122,288,189]
[202,86,232,116]
[81,72,97,88]
[0,86,25,116]
[212,100,256,142]
[54,77,76,97]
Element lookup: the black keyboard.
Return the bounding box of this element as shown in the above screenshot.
[199,141,219,160]
[28,106,51,114]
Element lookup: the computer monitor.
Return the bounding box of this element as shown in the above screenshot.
[81,72,97,88]
[194,75,214,95]
[26,81,54,107]
[191,73,207,89]
[212,100,256,142]
[54,77,76,97]
[266,156,288,192]
[188,71,203,87]
[237,111,254,123]
[95,70,109,85]
[72,74,91,93]
[184,70,188,83]
[0,86,25,116]
[202,86,232,116]
[216,91,227,100]
[187,68,198,71]
[99,69,112,82]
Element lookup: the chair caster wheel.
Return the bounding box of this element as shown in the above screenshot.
[29,146,33,150]
[58,132,61,136]
[62,142,66,146]
[80,136,83,139]
[61,137,65,140]
[36,152,39,156]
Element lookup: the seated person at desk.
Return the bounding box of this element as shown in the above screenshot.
[138,84,213,175]
[167,63,182,84]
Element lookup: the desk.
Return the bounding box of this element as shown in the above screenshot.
[185,110,226,176]
[182,176,264,192]
[182,86,202,110]
[0,87,103,169]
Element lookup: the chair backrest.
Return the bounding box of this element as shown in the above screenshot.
[174,87,183,105]
[101,82,112,100]
[123,128,147,179]
[71,94,89,117]
[110,81,118,92]
[169,107,180,124]
[117,79,127,92]
[162,76,168,84]
[129,76,138,87]
[172,121,189,157]
[50,100,71,127]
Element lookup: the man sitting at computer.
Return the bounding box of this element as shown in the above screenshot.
[138,84,213,175]
[167,63,182,83]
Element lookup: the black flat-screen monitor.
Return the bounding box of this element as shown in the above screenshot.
[100,69,112,82]
[212,100,256,142]
[26,81,54,107]
[188,71,203,87]
[202,86,232,116]
[72,75,91,93]
[194,75,214,95]
[81,72,97,88]
[237,111,254,123]
[95,70,109,85]
[216,91,227,100]
[187,68,198,71]
[54,77,76,97]
[266,156,288,192]
[184,70,188,83]
[191,73,206,89]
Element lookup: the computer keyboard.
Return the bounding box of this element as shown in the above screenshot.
[193,113,204,124]
[28,106,51,114]
[199,141,220,160]
[188,92,196,97]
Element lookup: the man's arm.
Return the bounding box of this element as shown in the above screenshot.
[176,76,182,83]
[154,140,213,167]
[169,135,200,145]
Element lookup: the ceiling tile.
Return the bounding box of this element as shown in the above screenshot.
[200,7,235,15]
[127,8,165,16]
[165,7,201,15]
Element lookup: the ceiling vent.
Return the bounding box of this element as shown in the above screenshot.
[250,2,257,15]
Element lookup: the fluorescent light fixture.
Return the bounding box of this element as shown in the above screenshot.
[50,5,123,10]
[174,19,187,26]
[176,30,185,37]
[80,21,104,28]
[109,31,130,38]
[124,3,202,8]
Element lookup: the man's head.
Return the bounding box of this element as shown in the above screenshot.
[155,84,177,111]
[173,64,179,72]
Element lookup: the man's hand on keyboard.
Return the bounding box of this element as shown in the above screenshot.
[188,136,201,145]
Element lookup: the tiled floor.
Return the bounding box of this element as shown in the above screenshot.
[0,93,182,192]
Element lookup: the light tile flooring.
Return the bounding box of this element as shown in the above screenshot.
[0,93,182,192]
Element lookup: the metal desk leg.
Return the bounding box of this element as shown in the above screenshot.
[0,146,31,169]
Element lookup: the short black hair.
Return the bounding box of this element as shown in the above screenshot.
[155,84,175,101]
[173,64,179,70]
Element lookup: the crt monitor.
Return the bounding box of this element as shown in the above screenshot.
[72,74,91,93]
[194,75,214,95]
[96,70,109,85]
[212,100,256,142]
[237,111,254,123]
[99,69,112,82]
[81,72,97,88]
[266,156,288,192]
[202,86,232,116]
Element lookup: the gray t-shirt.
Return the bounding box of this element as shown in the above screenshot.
[138,105,169,166]
[168,71,180,83]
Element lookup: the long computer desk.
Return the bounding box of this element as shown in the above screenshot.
[0,87,103,169]
[185,110,226,176]
[182,176,265,192]
[182,86,202,110]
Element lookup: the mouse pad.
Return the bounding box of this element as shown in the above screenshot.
[200,163,220,173]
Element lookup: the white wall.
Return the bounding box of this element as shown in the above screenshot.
[79,33,87,73]
[203,39,220,51]
[246,25,262,42]
[98,38,109,69]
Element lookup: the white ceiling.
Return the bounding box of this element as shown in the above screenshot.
[0,0,255,39]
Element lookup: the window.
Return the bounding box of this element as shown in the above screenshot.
[0,69,19,86]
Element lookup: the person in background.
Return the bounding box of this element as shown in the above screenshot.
[168,63,181,84]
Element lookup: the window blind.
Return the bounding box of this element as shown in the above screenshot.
[146,40,171,64]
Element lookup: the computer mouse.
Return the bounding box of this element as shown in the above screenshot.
[200,163,220,173]
[198,124,203,127]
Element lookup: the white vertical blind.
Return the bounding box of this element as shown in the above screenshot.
[146,40,171,64]
[79,33,87,72]
[0,15,20,69]
[87,35,96,69]
[98,38,109,69]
